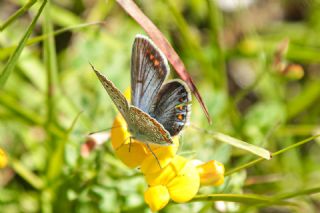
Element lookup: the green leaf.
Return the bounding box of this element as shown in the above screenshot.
[212,132,271,160]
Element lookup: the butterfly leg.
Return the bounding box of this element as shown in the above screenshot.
[129,136,132,152]
[145,143,162,169]
[115,136,130,151]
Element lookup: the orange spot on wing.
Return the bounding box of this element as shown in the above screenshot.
[154,60,160,66]
[149,54,154,60]
[177,114,184,120]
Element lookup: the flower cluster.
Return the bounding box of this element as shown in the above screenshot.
[111,114,224,211]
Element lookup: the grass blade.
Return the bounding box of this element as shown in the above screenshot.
[0,0,47,88]
[0,0,37,31]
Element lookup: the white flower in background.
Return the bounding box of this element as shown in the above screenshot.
[216,0,256,12]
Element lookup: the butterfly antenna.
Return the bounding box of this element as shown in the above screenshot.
[146,143,162,169]
[89,125,125,135]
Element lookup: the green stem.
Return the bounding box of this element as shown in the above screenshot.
[43,2,58,126]
[225,134,320,176]
[10,159,44,190]
[189,193,294,206]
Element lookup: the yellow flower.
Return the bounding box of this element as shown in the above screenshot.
[166,160,200,203]
[111,114,200,210]
[109,89,224,211]
[144,155,188,186]
[195,160,225,186]
[111,115,149,168]
[111,114,179,169]
[144,185,170,212]
[0,148,8,169]
[143,155,200,210]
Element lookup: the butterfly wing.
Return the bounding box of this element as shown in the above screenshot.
[91,65,130,121]
[128,106,173,145]
[131,35,169,113]
[149,80,191,136]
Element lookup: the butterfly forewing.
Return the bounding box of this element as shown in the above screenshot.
[131,35,169,113]
[92,66,130,121]
[149,80,191,136]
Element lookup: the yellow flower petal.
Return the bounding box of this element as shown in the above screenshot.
[111,114,130,150]
[167,161,200,203]
[123,88,131,100]
[145,155,188,186]
[111,113,180,169]
[0,148,8,169]
[140,139,179,174]
[196,160,225,186]
[114,143,149,168]
[144,185,170,212]
[111,115,149,168]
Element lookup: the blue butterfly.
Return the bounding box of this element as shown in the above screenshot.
[92,34,191,148]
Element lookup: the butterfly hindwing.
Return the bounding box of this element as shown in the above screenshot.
[131,35,169,113]
[149,80,191,136]
[91,65,130,121]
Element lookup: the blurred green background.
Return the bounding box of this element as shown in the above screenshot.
[1,0,320,212]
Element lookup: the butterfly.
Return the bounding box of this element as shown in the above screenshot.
[91,34,191,150]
